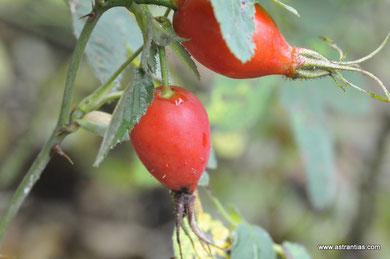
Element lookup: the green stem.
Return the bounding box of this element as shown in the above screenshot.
[58,9,104,129]
[158,46,173,97]
[93,91,124,111]
[0,132,67,243]
[0,6,104,243]
[274,244,287,259]
[0,0,176,244]
[74,46,143,119]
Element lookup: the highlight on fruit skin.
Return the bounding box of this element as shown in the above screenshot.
[173,0,390,102]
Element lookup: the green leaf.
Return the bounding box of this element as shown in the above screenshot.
[269,0,300,18]
[207,76,277,131]
[282,242,311,259]
[280,83,336,209]
[231,222,276,259]
[210,0,256,63]
[69,0,143,83]
[170,42,200,80]
[198,171,210,186]
[94,68,154,166]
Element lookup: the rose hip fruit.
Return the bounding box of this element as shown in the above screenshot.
[130,86,210,194]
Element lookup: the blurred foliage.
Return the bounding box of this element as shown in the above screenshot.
[1,0,390,258]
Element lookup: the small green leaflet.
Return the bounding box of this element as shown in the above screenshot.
[94,69,154,167]
[231,222,276,259]
[283,242,311,259]
[269,0,300,18]
[210,0,256,63]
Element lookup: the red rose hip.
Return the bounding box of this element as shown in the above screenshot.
[172,0,390,101]
[173,0,298,78]
[130,86,210,194]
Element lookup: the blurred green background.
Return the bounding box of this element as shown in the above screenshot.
[0,0,390,258]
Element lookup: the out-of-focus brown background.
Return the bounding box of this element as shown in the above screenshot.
[0,0,390,258]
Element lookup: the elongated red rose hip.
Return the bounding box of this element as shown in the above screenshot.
[130,86,210,194]
[173,0,390,101]
[173,0,298,78]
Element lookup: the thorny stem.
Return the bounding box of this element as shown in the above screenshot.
[58,9,104,128]
[0,0,178,248]
[0,0,132,244]
[0,132,68,244]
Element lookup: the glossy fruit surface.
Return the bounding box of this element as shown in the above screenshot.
[173,0,300,78]
[130,86,210,194]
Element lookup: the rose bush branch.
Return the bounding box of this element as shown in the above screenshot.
[0,1,116,243]
[0,0,182,242]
